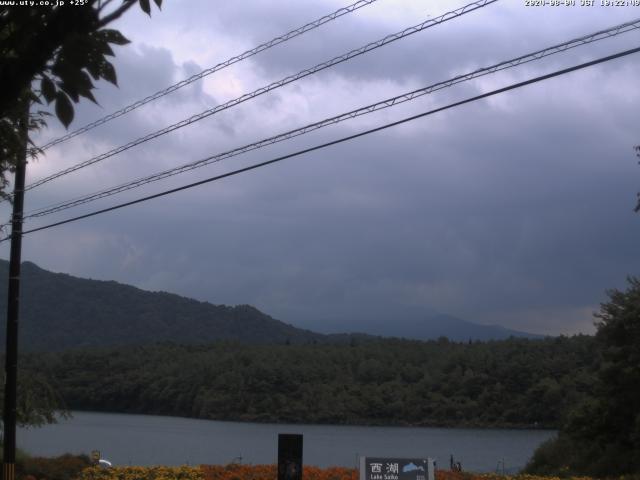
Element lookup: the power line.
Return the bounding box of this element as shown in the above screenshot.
[21,17,640,220]
[23,0,497,193]
[37,0,382,151]
[8,45,639,241]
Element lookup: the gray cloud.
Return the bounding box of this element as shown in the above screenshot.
[2,0,639,337]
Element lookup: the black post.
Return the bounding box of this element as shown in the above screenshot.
[3,104,28,480]
[278,434,303,480]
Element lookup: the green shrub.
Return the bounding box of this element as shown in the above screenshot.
[16,453,92,480]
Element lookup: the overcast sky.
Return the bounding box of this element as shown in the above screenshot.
[2,0,640,335]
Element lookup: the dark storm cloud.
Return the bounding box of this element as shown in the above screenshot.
[3,0,640,336]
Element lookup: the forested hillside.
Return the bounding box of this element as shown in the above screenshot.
[24,335,597,428]
[0,261,325,350]
[0,260,541,350]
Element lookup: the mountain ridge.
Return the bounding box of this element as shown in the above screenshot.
[0,260,542,350]
[299,312,543,341]
[0,260,327,350]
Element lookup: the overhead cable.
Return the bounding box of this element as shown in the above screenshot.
[7,45,639,241]
[22,17,640,219]
[37,0,382,151]
[24,0,497,192]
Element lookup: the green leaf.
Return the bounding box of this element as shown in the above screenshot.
[27,90,42,105]
[100,29,130,46]
[139,0,151,15]
[55,92,74,128]
[86,56,104,80]
[40,76,56,104]
[79,87,98,105]
[51,56,79,86]
[100,60,117,86]
[55,63,96,104]
[87,34,114,57]
[59,82,80,102]
[74,69,94,92]
[98,40,115,57]
[59,32,93,66]
[73,73,98,104]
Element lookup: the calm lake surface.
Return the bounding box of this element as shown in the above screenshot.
[18,412,555,472]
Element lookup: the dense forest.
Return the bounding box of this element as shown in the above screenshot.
[524,277,640,476]
[23,335,597,428]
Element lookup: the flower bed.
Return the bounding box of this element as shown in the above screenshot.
[78,465,606,480]
[201,465,356,480]
[80,466,204,480]
[434,472,594,480]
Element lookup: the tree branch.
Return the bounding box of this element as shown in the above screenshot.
[98,0,117,14]
[97,0,137,27]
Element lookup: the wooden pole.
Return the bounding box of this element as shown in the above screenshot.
[3,102,28,480]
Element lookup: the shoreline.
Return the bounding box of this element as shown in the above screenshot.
[58,409,559,432]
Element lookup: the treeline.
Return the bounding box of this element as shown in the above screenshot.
[524,278,640,477]
[23,336,597,428]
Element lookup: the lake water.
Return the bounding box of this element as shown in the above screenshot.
[18,412,555,473]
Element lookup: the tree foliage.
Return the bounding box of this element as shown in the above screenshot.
[0,0,162,196]
[22,335,597,429]
[0,367,68,427]
[0,0,162,427]
[526,277,640,476]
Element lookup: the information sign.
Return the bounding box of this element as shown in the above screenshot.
[359,457,435,480]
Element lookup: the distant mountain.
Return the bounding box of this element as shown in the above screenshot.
[0,260,542,351]
[305,313,544,341]
[0,260,328,351]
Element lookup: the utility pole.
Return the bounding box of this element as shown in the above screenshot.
[3,102,29,480]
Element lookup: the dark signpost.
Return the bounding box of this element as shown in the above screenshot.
[359,458,435,480]
[278,434,303,480]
